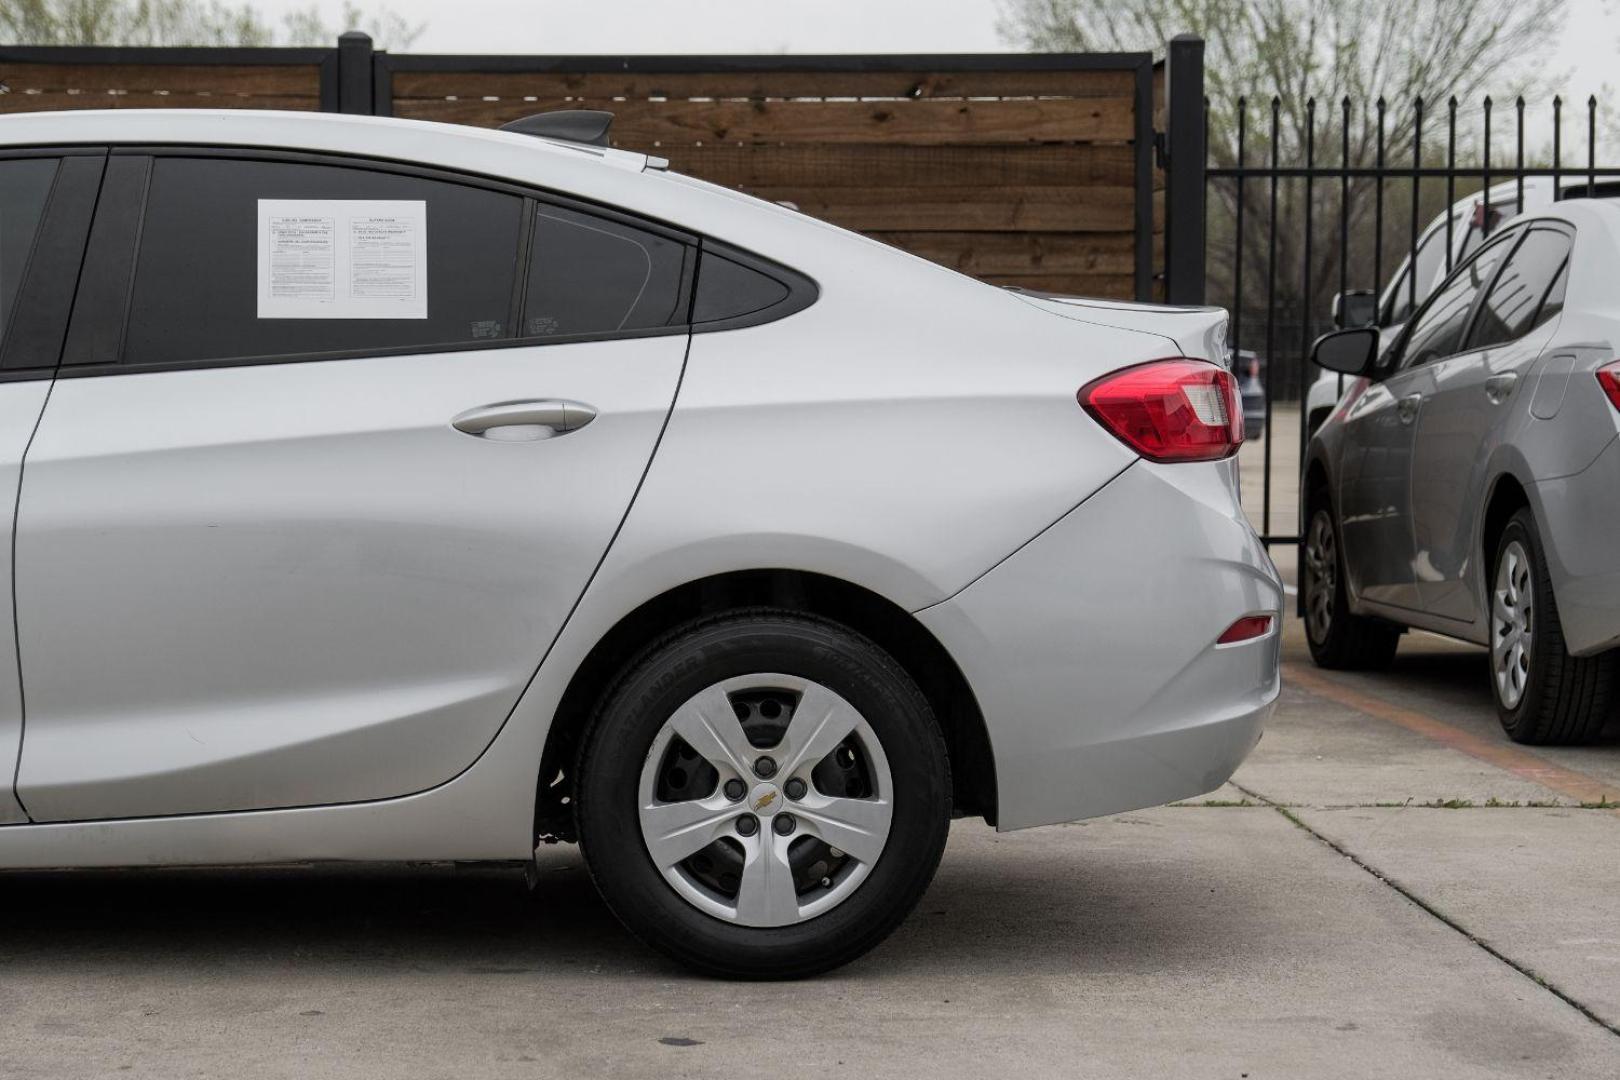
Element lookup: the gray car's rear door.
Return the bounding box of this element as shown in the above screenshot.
[1410,226,1572,622]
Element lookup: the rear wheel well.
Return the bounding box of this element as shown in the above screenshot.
[1303,460,1330,509]
[1300,461,1331,617]
[1482,475,1531,581]
[534,570,997,843]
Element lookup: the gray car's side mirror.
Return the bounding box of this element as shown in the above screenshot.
[1311,327,1380,377]
[1332,289,1378,329]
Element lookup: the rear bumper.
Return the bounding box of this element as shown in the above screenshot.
[1535,434,1620,656]
[918,458,1281,830]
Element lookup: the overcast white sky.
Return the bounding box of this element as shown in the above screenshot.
[254,0,1620,103]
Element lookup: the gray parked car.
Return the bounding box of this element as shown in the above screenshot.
[1304,200,1620,744]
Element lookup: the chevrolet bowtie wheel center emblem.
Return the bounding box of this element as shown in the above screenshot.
[749,784,781,815]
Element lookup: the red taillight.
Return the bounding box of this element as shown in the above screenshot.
[1079,359,1244,463]
[1217,614,1274,645]
[1599,361,1620,413]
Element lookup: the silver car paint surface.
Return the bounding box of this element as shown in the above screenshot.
[919,457,1278,830]
[1310,200,1620,658]
[0,382,49,825]
[0,110,1280,867]
[15,342,683,821]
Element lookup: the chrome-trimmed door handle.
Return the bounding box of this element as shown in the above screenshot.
[1485,372,1519,404]
[450,400,596,439]
[1397,393,1423,424]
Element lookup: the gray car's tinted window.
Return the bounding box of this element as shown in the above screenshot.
[124,157,522,366]
[1537,259,1569,325]
[1466,229,1572,349]
[0,158,61,352]
[521,204,687,337]
[1398,236,1513,370]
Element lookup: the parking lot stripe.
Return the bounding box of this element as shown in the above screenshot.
[1282,662,1619,809]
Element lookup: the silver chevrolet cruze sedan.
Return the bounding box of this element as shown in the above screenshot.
[0,110,1280,976]
[1306,199,1620,745]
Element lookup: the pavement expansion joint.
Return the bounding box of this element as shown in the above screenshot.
[1229,779,1620,1041]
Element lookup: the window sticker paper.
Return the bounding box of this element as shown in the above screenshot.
[257,200,427,319]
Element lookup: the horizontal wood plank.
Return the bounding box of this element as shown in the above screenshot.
[872,231,1137,275]
[0,62,319,96]
[0,91,319,112]
[390,67,1135,103]
[747,185,1135,231]
[661,143,1137,188]
[396,96,1135,143]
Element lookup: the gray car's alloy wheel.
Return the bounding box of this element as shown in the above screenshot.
[1302,500,1400,671]
[1491,539,1534,710]
[576,610,951,978]
[1491,509,1616,744]
[1303,509,1337,646]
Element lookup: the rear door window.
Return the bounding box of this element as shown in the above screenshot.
[122,156,524,367]
[0,158,65,354]
[1465,228,1573,349]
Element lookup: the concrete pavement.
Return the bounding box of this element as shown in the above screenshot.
[1,618,1617,1078]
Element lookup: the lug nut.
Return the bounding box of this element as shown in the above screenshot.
[723,778,747,802]
[753,756,778,779]
[784,777,807,800]
[773,813,796,836]
[736,814,759,837]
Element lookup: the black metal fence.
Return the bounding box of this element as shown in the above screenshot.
[1203,88,1620,549]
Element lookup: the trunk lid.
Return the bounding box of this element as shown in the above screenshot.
[1008,290,1230,365]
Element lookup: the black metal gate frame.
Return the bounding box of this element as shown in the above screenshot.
[1205,90,1620,551]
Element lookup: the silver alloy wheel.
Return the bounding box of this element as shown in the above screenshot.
[1492,540,1535,710]
[1304,509,1337,645]
[636,673,894,928]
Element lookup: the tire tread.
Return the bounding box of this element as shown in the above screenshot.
[1496,510,1616,745]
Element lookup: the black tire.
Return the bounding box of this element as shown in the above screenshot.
[575,610,952,979]
[1492,509,1616,744]
[1303,500,1401,670]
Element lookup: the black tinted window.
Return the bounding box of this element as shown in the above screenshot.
[124,157,522,366]
[1538,259,1569,325]
[1467,230,1573,349]
[694,254,790,323]
[521,204,687,336]
[1399,237,1512,369]
[0,158,61,352]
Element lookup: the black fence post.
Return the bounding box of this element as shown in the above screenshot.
[336,31,375,115]
[1164,33,1206,305]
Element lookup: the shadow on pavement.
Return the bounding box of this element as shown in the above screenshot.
[0,826,1275,982]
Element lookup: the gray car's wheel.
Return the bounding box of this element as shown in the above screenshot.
[1302,501,1400,670]
[575,610,951,978]
[1491,509,1616,744]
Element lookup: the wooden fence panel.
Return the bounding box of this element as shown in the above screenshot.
[0,46,1160,300]
[0,58,325,111]
[385,57,1154,299]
